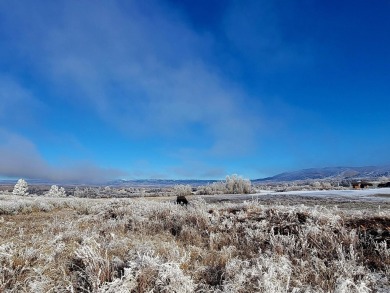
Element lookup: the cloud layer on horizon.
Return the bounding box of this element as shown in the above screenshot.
[0,129,125,183]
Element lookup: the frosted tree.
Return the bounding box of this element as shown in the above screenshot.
[196,175,252,195]
[173,184,192,196]
[74,186,83,197]
[12,179,29,196]
[311,181,321,189]
[225,174,252,194]
[47,185,66,197]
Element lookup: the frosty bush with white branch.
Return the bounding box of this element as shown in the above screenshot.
[47,185,66,197]
[12,179,29,196]
[225,174,251,194]
[173,184,192,196]
[197,174,252,195]
[1,191,388,292]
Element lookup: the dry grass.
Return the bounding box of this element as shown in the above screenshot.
[0,192,389,292]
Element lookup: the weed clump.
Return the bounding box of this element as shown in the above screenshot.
[0,194,388,292]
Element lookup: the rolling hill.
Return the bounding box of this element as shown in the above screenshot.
[254,166,390,182]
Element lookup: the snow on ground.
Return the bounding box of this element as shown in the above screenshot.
[203,188,390,203]
[275,187,390,201]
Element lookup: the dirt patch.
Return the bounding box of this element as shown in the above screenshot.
[371,194,390,198]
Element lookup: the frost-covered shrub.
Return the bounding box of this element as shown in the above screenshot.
[197,174,252,195]
[311,181,322,189]
[173,184,192,196]
[196,181,226,195]
[74,187,99,198]
[47,185,66,197]
[12,179,29,196]
[73,238,113,292]
[1,195,388,292]
[98,247,195,293]
[225,174,251,194]
[223,255,293,292]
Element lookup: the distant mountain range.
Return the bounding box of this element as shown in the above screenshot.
[0,178,218,187]
[253,166,390,183]
[1,166,390,186]
[107,179,218,187]
[110,166,390,186]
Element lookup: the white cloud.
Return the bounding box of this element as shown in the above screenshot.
[0,1,263,157]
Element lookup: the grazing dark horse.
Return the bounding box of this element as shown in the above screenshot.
[176,195,188,206]
[360,182,373,188]
[378,182,390,188]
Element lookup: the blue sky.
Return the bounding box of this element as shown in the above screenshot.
[0,0,389,182]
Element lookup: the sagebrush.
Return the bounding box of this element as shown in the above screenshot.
[0,192,388,292]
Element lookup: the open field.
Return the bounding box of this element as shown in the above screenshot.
[202,188,390,210]
[0,192,389,292]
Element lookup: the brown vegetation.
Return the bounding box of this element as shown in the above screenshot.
[0,193,389,292]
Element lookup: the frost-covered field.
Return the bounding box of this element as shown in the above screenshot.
[0,192,389,292]
[270,188,390,201]
[204,188,390,205]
